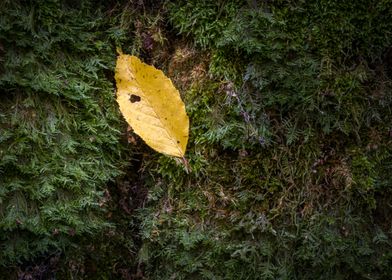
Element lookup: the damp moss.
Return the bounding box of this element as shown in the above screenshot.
[137,0,392,279]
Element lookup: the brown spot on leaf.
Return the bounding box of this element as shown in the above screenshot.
[130,94,141,103]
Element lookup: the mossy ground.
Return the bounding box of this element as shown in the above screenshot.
[1,0,392,279]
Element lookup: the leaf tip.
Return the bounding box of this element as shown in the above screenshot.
[116,47,123,56]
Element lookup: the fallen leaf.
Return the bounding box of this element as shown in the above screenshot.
[115,53,189,157]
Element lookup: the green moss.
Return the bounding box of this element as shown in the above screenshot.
[0,0,131,268]
[137,0,392,279]
[1,0,392,278]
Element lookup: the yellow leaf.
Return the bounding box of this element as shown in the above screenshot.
[115,54,189,157]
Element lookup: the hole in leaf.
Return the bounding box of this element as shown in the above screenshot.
[130,94,141,103]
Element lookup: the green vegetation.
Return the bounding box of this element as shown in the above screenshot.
[0,0,136,277]
[139,0,392,279]
[1,0,391,279]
